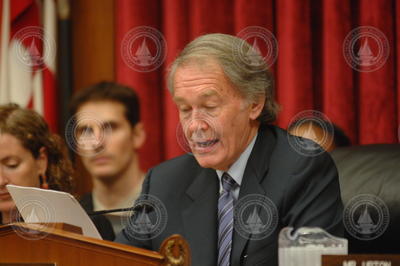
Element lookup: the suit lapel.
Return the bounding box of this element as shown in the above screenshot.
[231,125,277,265]
[182,167,219,265]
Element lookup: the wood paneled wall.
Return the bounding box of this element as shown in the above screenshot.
[71,0,115,196]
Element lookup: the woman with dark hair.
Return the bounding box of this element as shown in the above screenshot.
[0,104,74,224]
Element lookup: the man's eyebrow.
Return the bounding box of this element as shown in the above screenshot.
[199,90,220,99]
[173,89,220,103]
[173,96,186,103]
[76,119,115,129]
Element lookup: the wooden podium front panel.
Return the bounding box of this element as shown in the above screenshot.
[0,225,163,266]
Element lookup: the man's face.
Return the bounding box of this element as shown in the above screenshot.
[75,101,142,180]
[173,61,262,170]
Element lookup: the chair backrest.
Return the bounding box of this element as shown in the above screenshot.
[331,144,400,253]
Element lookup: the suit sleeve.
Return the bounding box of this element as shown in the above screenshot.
[114,169,154,249]
[281,150,344,237]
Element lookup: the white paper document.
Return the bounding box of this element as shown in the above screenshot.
[6,184,102,239]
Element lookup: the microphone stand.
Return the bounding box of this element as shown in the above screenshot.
[87,207,136,216]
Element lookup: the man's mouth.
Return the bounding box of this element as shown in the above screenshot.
[196,139,219,147]
[190,139,220,153]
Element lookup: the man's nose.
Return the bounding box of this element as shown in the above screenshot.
[188,117,210,133]
[88,130,105,151]
[92,138,105,153]
[77,127,106,153]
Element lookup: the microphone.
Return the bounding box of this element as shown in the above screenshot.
[87,203,153,216]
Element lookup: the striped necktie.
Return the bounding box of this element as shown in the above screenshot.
[218,172,237,266]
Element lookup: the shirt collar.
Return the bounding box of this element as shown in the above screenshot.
[216,133,258,186]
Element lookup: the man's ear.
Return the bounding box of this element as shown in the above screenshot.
[132,122,146,149]
[36,147,48,177]
[248,98,265,121]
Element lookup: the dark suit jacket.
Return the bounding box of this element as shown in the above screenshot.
[115,125,343,266]
[80,193,116,241]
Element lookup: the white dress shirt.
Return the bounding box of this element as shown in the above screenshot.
[216,133,258,200]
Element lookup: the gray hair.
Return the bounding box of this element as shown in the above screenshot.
[167,33,279,124]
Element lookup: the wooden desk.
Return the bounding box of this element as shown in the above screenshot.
[0,223,190,266]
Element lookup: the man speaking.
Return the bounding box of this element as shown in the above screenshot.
[115,33,343,266]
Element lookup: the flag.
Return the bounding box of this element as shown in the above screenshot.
[0,0,57,132]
